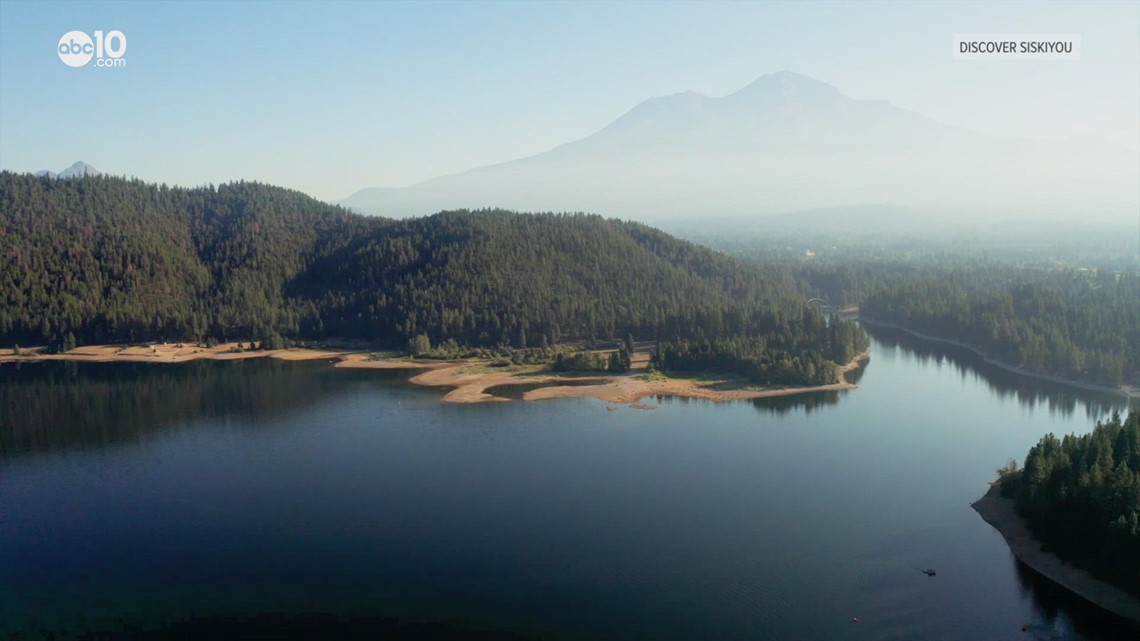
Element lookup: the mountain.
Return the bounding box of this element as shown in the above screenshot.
[36,161,102,179]
[341,71,1140,226]
[58,161,101,178]
[0,171,866,385]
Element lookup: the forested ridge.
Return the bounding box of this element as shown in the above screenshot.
[789,260,1139,388]
[858,269,1138,387]
[999,411,1140,595]
[0,172,866,385]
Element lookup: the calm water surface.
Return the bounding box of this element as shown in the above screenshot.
[1,328,1135,640]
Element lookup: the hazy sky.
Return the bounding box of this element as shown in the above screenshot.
[1,0,1137,202]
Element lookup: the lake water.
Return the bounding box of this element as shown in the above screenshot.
[1,328,1136,641]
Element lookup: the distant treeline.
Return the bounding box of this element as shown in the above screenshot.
[0,173,865,386]
[790,260,1138,387]
[999,410,1140,595]
[651,314,868,386]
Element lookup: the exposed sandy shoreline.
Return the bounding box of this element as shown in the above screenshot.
[334,348,869,404]
[0,343,351,364]
[518,349,868,404]
[972,483,1140,626]
[2,343,870,406]
[859,318,1139,400]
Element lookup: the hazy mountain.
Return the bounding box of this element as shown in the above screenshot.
[37,161,102,179]
[342,71,1140,226]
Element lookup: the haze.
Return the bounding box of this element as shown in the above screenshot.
[1,1,1138,229]
[342,71,1140,226]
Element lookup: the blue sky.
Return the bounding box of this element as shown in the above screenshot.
[1,0,1137,202]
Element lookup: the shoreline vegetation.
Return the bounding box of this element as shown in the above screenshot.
[858,318,1139,400]
[0,343,870,406]
[972,483,1140,627]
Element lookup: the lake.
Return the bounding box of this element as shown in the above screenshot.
[1,327,1135,640]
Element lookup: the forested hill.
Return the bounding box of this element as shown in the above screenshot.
[0,172,865,384]
[857,268,1139,388]
[998,411,1140,596]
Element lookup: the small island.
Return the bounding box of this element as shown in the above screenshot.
[976,411,1140,626]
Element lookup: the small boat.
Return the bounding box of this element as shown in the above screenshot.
[921,568,937,577]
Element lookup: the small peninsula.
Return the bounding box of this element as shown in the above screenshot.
[973,484,1140,627]
[976,411,1140,627]
[1,343,870,406]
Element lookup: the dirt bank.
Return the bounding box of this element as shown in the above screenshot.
[972,484,1140,626]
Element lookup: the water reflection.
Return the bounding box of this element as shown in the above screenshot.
[651,363,863,416]
[1,337,1136,640]
[0,360,410,456]
[651,390,842,415]
[1012,558,1139,640]
[4,330,1130,458]
[861,324,1132,420]
[748,390,844,416]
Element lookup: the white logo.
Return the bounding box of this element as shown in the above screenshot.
[58,30,127,68]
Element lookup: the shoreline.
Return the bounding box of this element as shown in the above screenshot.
[972,483,1140,626]
[858,317,1138,400]
[0,343,870,406]
[517,348,868,405]
[0,343,354,364]
[335,347,870,404]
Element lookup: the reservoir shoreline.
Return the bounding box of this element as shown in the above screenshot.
[3,332,1132,640]
[0,343,870,406]
[858,318,1138,400]
[972,484,1140,627]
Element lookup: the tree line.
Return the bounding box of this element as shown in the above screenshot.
[770,255,1138,387]
[650,312,868,386]
[857,267,1139,386]
[998,410,1140,595]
